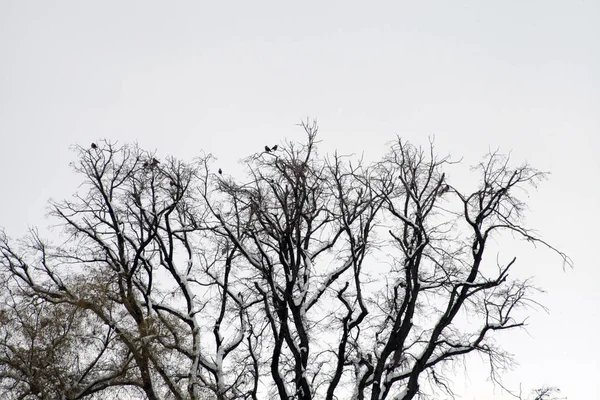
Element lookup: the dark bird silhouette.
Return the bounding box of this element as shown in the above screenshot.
[272,145,278,151]
[218,168,223,175]
[91,143,97,149]
[143,161,149,168]
[264,145,271,152]
[151,158,159,166]
[169,180,176,187]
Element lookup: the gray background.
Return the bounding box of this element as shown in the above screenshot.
[1,1,598,398]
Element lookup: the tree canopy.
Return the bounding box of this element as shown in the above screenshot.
[0,123,569,400]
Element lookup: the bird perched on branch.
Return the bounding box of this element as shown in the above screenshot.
[91,143,97,149]
[218,168,223,175]
[264,145,271,152]
[272,145,278,151]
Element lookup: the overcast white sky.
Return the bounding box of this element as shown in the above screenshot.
[1,1,598,399]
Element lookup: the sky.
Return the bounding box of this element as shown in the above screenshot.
[0,1,598,398]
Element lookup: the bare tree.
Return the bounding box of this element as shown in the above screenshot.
[514,385,566,400]
[354,139,571,400]
[1,142,240,399]
[530,386,565,400]
[201,122,383,400]
[0,126,569,400]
